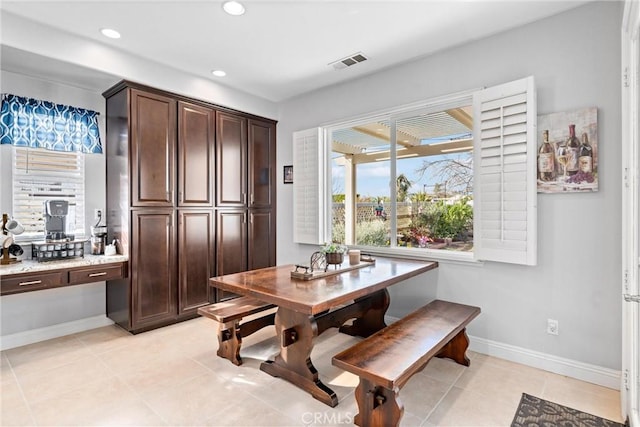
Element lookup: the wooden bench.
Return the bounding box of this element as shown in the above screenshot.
[198,296,276,366]
[332,299,481,427]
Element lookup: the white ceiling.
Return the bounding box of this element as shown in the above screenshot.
[1,0,589,102]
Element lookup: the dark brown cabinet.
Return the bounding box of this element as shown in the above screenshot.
[104,81,276,333]
[179,210,214,314]
[131,209,176,328]
[248,119,276,208]
[178,102,214,207]
[216,112,247,207]
[215,209,247,301]
[130,90,176,207]
[214,113,277,301]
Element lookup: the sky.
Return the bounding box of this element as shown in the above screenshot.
[332,153,472,198]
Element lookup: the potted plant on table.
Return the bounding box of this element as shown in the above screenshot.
[320,242,347,265]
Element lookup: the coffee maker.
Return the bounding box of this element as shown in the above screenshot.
[45,200,73,241]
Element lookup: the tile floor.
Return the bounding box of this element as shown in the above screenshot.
[1,316,623,426]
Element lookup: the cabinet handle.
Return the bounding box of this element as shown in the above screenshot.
[243,192,247,205]
[88,272,107,277]
[179,191,183,203]
[250,193,255,205]
[19,280,42,286]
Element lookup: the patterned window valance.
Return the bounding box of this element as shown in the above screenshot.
[0,93,102,154]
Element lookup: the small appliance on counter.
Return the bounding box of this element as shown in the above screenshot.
[90,214,107,255]
[31,200,87,262]
[44,200,73,241]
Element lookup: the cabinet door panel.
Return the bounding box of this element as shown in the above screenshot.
[131,90,176,207]
[215,209,247,301]
[248,119,276,208]
[216,112,247,206]
[248,210,275,270]
[131,210,176,327]
[178,210,214,315]
[178,102,214,206]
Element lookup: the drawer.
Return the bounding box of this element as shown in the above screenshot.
[1,271,66,295]
[68,264,123,284]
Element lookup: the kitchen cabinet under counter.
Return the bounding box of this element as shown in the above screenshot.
[0,254,128,296]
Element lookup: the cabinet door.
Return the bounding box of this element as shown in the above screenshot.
[248,209,275,270]
[178,210,214,315]
[215,209,247,301]
[216,112,247,207]
[248,119,276,208]
[131,209,177,328]
[131,89,177,207]
[178,102,215,207]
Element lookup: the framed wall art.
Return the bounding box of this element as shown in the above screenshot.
[284,165,293,184]
[537,107,598,193]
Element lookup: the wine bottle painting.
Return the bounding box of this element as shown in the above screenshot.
[537,107,598,193]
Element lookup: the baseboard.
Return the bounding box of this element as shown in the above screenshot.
[0,315,115,351]
[468,335,621,390]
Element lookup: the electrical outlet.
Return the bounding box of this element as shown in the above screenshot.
[547,319,559,335]
[94,209,103,221]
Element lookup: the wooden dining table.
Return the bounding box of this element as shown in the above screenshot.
[209,256,438,407]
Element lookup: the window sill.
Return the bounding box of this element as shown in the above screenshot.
[350,245,484,267]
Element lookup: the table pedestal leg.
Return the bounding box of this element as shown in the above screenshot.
[339,289,390,337]
[260,307,339,407]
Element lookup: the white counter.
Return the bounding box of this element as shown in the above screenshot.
[0,254,128,276]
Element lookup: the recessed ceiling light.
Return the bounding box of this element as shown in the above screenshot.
[222,1,245,16]
[100,28,121,39]
[211,70,227,77]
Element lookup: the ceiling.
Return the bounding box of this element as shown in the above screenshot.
[1,1,589,102]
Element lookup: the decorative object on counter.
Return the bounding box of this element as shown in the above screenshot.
[320,242,347,267]
[1,213,24,265]
[104,240,117,256]
[291,253,375,280]
[537,107,598,193]
[31,240,87,262]
[348,249,361,265]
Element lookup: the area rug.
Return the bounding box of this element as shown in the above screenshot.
[511,393,624,427]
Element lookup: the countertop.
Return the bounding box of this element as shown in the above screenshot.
[0,254,128,276]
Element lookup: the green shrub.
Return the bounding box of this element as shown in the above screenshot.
[356,220,388,246]
[412,198,473,240]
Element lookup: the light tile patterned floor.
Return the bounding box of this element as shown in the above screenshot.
[0,317,623,426]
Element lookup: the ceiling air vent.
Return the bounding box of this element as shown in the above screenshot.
[329,52,368,70]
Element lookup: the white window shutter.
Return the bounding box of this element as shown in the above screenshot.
[473,76,537,265]
[292,128,326,244]
[12,147,86,240]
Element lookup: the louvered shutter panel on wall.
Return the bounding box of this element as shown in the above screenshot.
[292,128,325,244]
[12,147,85,240]
[473,76,537,265]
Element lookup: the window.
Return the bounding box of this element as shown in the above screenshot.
[0,94,100,243]
[12,147,85,241]
[293,77,537,265]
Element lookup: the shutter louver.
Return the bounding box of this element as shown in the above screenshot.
[293,128,325,245]
[12,147,85,240]
[473,77,537,265]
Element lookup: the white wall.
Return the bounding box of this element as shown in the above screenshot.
[0,71,109,336]
[277,1,623,371]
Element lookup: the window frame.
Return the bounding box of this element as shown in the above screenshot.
[11,146,86,242]
[325,95,476,262]
[293,77,537,266]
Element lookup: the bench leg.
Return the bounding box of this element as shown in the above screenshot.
[217,321,242,366]
[353,378,403,427]
[436,327,471,366]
